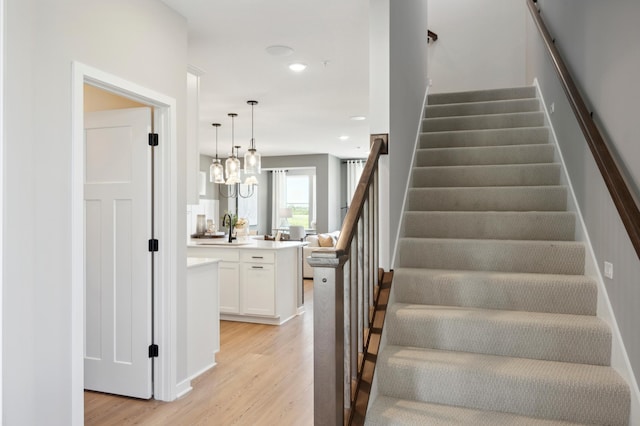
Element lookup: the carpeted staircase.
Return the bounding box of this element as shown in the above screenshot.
[366,87,631,425]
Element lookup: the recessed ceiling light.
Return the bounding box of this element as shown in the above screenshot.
[266,45,294,57]
[289,63,307,72]
[339,135,350,141]
[350,116,367,121]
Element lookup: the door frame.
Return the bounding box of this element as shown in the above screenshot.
[0,0,5,420]
[71,62,179,422]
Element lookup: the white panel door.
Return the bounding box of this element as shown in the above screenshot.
[84,107,152,399]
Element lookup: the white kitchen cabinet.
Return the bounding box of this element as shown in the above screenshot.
[187,240,303,325]
[242,263,275,316]
[219,262,240,314]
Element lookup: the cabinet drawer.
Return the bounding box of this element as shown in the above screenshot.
[241,250,275,264]
[188,247,240,262]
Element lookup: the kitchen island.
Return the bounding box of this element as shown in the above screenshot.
[187,238,306,325]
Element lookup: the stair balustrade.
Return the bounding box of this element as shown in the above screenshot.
[308,134,388,425]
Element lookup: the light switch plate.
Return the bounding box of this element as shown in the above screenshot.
[604,261,613,279]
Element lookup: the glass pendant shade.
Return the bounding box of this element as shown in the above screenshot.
[244,100,261,177]
[244,148,261,176]
[244,174,258,186]
[225,156,241,185]
[210,160,225,184]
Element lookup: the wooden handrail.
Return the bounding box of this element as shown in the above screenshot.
[527,0,640,259]
[335,134,388,255]
[309,133,388,425]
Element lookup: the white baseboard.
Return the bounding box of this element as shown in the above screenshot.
[533,78,640,424]
[175,379,192,399]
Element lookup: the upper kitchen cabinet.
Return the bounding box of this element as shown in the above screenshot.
[187,67,204,204]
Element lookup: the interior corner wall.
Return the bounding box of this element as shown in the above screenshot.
[388,0,429,268]
[3,0,188,424]
[525,0,640,385]
[369,0,391,268]
[327,155,342,232]
[427,0,527,93]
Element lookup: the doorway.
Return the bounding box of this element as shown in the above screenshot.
[71,62,179,423]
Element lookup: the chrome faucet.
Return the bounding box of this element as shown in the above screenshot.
[223,213,234,243]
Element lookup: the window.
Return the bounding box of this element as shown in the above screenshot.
[271,168,316,231]
[286,175,310,228]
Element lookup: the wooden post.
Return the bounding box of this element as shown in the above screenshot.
[310,253,347,425]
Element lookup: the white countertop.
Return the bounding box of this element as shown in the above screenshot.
[186,257,221,268]
[188,237,306,250]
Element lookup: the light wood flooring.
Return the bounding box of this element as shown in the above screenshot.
[85,280,314,426]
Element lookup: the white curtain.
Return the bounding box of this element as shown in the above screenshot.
[346,160,364,207]
[271,169,287,231]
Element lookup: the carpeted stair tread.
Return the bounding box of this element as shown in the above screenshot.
[376,346,630,425]
[365,396,589,426]
[367,85,630,425]
[398,238,585,275]
[425,98,541,118]
[386,304,611,365]
[423,111,545,132]
[416,144,555,166]
[420,127,549,148]
[412,163,561,187]
[403,211,575,241]
[392,268,597,315]
[407,185,567,211]
[428,86,537,105]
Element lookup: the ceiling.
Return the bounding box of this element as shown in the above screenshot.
[160,0,370,160]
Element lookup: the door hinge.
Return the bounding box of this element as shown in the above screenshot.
[148,344,159,358]
[148,133,159,146]
[148,239,159,252]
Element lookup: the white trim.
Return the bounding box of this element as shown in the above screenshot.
[175,379,193,399]
[533,78,640,423]
[71,62,179,424]
[389,84,430,268]
[0,0,5,419]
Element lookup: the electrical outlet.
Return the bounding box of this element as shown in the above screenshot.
[550,102,555,114]
[604,261,613,279]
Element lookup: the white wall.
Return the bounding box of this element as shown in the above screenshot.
[3,1,188,424]
[526,0,640,388]
[427,0,527,93]
[370,0,429,268]
[369,0,391,268]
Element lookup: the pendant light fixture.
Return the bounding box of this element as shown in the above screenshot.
[244,100,261,183]
[209,123,225,183]
[225,113,241,185]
